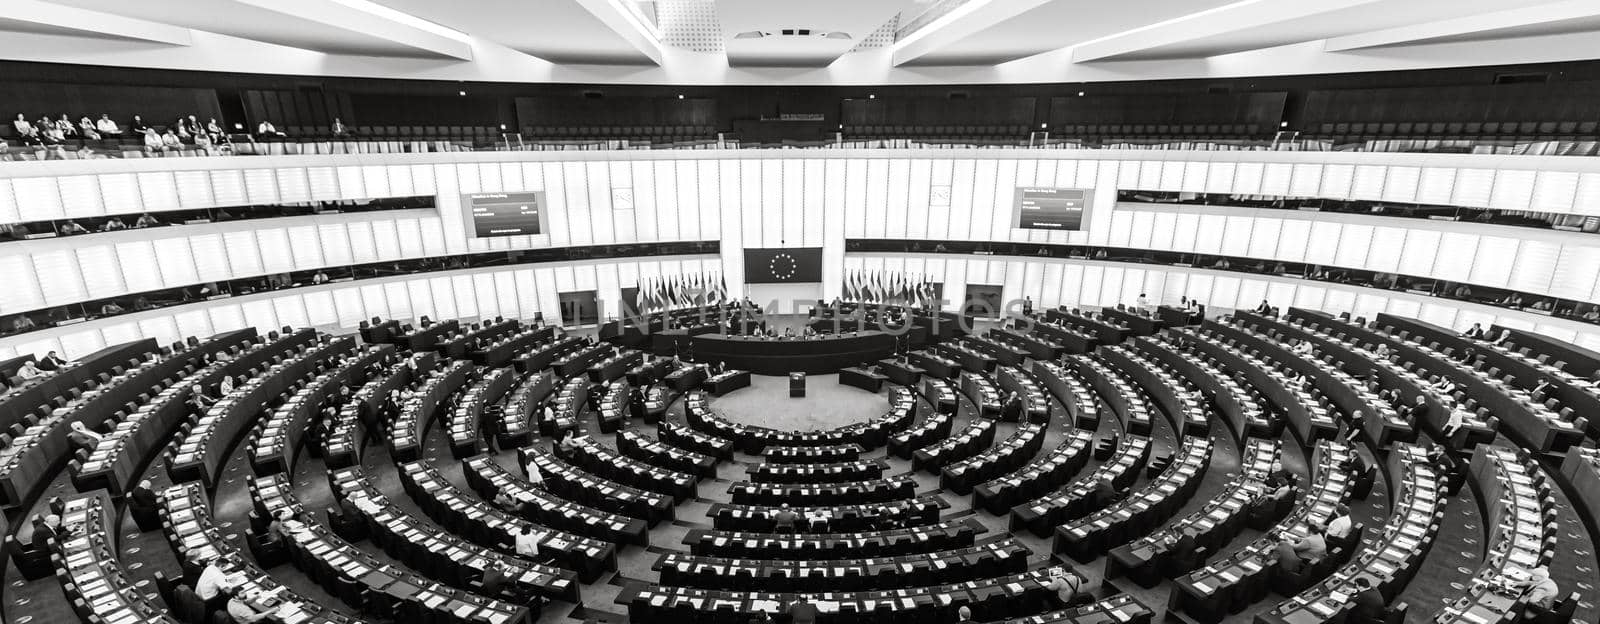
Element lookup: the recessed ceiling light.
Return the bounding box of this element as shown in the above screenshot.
[458,90,466,96]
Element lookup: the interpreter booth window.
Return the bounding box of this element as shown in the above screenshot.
[964,284,1003,319]
[559,290,600,326]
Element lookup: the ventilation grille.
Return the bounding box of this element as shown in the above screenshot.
[658,0,724,53]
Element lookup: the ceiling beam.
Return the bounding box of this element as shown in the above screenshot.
[1070,0,1382,62]
[570,0,664,65]
[1324,0,1600,51]
[0,0,192,45]
[234,0,475,59]
[891,0,1056,66]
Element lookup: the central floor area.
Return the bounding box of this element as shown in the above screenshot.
[706,373,891,431]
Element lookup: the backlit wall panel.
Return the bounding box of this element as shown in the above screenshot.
[4,152,1600,341]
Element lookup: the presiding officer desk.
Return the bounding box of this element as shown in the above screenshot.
[689,332,895,374]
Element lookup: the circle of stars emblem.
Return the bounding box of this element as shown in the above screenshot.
[770,253,797,280]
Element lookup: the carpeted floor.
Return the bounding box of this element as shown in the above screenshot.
[707,373,894,431]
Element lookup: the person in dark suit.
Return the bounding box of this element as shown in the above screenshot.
[127,479,161,531]
[35,350,69,371]
[172,582,207,624]
[1403,395,1429,427]
[1000,391,1023,421]
[479,562,509,597]
[627,385,647,419]
[1348,577,1389,623]
[1462,323,1486,339]
[1088,479,1120,509]
[30,514,60,552]
[1265,461,1295,490]
[786,596,819,624]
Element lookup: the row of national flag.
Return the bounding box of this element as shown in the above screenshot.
[636,272,728,311]
[842,270,937,306]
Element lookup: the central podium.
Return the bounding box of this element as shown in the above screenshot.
[789,372,806,397]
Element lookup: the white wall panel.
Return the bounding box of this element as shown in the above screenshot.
[116,241,163,293]
[1286,164,1324,198]
[1432,232,1478,282]
[152,239,199,287]
[76,246,126,299]
[1416,167,1457,205]
[1259,163,1292,196]
[804,160,828,247]
[883,159,909,242]
[1381,166,1419,203]
[1452,169,1495,208]
[1532,171,1579,213]
[1489,169,1536,210]
[1468,236,1517,288]
[587,161,615,245]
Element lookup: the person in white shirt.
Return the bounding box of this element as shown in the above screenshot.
[1325,504,1354,540]
[525,459,544,488]
[95,115,121,136]
[1135,293,1150,309]
[219,375,237,395]
[141,127,163,151]
[257,121,285,137]
[1442,406,1468,441]
[16,361,43,380]
[196,558,241,610]
[1515,566,1559,613]
[513,525,542,559]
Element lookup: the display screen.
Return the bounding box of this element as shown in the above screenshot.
[1013,188,1091,230]
[463,192,548,237]
[744,247,824,283]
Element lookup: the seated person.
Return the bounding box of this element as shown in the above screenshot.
[95,114,121,136]
[1275,525,1327,574]
[513,525,545,561]
[225,586,276,624]
[773,503,799,533]
[58,220,88,235]
[1000,391,1024,421]
[36,350,70,370]
[16,359,43,380]
[1087,478,1121,509]
[134,213,161,228]
[1325,504,1355,541]
[1264,461,1295,489]
[66,421,103,452]
[264,509,306,543]
[1046,569,1093,608]
[1348,577,1389,623]
[557,429,582,455]
[99,301,124,315]
[196,557,242,612]
[1515,565,1559,616]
